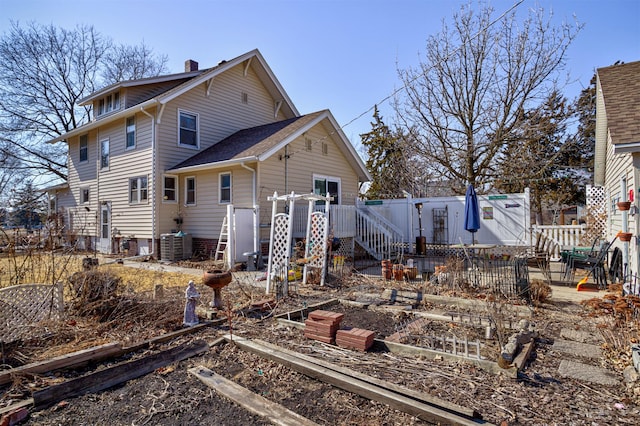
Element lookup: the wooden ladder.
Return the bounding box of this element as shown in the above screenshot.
[213,216,228,264]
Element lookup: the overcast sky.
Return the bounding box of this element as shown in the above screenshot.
[3,0,639,146]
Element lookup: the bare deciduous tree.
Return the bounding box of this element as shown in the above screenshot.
[0,21,168,191]
[395,3,582,194]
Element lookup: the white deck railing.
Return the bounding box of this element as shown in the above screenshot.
[292,205,357,238]
[355,207,404,260]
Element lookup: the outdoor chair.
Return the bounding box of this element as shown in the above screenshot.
[527,233,557,284]
[565,241,610,289]
[608,247,623,284]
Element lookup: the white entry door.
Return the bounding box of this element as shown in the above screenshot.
[99,203,111,253]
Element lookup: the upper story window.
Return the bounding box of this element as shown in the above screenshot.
[126,116,136,149]
[79,134,88,162]
[129,176,148,204]
[219,172,231,204]
[100,139,109,169]
[179,110,198,148]
[96,92,121,117]
[81,187,90,204]
[185,176,196,206]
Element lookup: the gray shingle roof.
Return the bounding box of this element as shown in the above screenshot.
[169,110,327,170]
[598,61,640,145]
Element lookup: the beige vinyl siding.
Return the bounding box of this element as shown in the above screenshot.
[124,80,189,108]
[257,123,359,227]
[155,62,286,173]
[66,129,99,235]
[94,112,154,238]
[163,165,254,239]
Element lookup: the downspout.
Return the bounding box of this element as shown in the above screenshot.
[621,176,629,280]
[241,162,258,254]
[140,106,156,257]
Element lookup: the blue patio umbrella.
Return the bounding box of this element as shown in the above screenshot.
[464,184,481,244]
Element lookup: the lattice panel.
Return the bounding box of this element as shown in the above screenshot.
[306,212,328,268]
[270,213,291,277]
[582,185,608,245]
[0,283,64,343]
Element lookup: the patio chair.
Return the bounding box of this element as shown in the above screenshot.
[608,247,623,284]
[527,234,557,283]
[566,241,610,289]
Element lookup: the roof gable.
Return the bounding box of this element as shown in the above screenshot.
[598,61,640,145]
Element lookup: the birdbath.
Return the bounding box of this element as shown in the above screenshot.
[202,270,232,309]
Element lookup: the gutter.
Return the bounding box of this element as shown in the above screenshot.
[140,106,157,257]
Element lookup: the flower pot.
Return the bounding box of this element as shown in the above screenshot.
[617,201,631,211]
[393,264,404,281]
[617,232,633,242]
[404,266,418,280]
[381,260,392,280]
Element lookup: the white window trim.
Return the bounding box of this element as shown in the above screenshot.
[80,187,90,204]
[162,174,178,204]
[129,176,149,204]
[312,174,341,205]
[185,176,196,206]
[178,109,199,149]
[100,138,110,170]
[219,172,232,204]
[79,135,88,163]
[125,116,136,150]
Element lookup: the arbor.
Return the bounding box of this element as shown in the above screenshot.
[0,22,168,191]
[395,3,582,194]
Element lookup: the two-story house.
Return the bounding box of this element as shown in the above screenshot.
[46,49,370,262]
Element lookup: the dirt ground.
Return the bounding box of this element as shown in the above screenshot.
[2,263,640,426]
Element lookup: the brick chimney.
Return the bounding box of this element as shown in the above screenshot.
[185,59,199,72]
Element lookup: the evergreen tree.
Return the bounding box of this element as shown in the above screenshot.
[361,106,417,199]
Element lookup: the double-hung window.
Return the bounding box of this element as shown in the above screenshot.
[163,175,177,203]
[126,116,136,149]
[185,177,196,205]
[219,172,231,204]
[79,134,88,162]
[129,176,148,204]
[179,110,198,148]
[100,139,109,169]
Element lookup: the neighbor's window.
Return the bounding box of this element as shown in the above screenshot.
[126,116,136,149]
[163,175,177,202]
[81,188,90,204]
[185,176,196,205]
[313,176,340,205]
[129,176,148,203]
[179,110,198,147]
[219,172,231,204]
[79,134,88,162]
[100,139,109,169]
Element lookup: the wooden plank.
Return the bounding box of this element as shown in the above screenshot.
[122,319,225,352]
[0,343,122,386]
[274,299,339,321]
[189,366,319,426]
[253,338,480,419]
[513,340,535,370]
[33,340,209,409]
[0,398,33,416]
[377,339,517,379]
[225,335,492,426]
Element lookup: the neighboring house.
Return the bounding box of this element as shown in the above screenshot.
[593,60,640,282]
[46,49,370,261]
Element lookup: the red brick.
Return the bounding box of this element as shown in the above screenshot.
[304,319,339,335]
[303,331,335,344]
[309,310,344,324]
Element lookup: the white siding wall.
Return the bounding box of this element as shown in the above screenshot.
[257,121,360,239]
[95,112,154,238]
[155,62,289,236]
[170,165,254,239]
